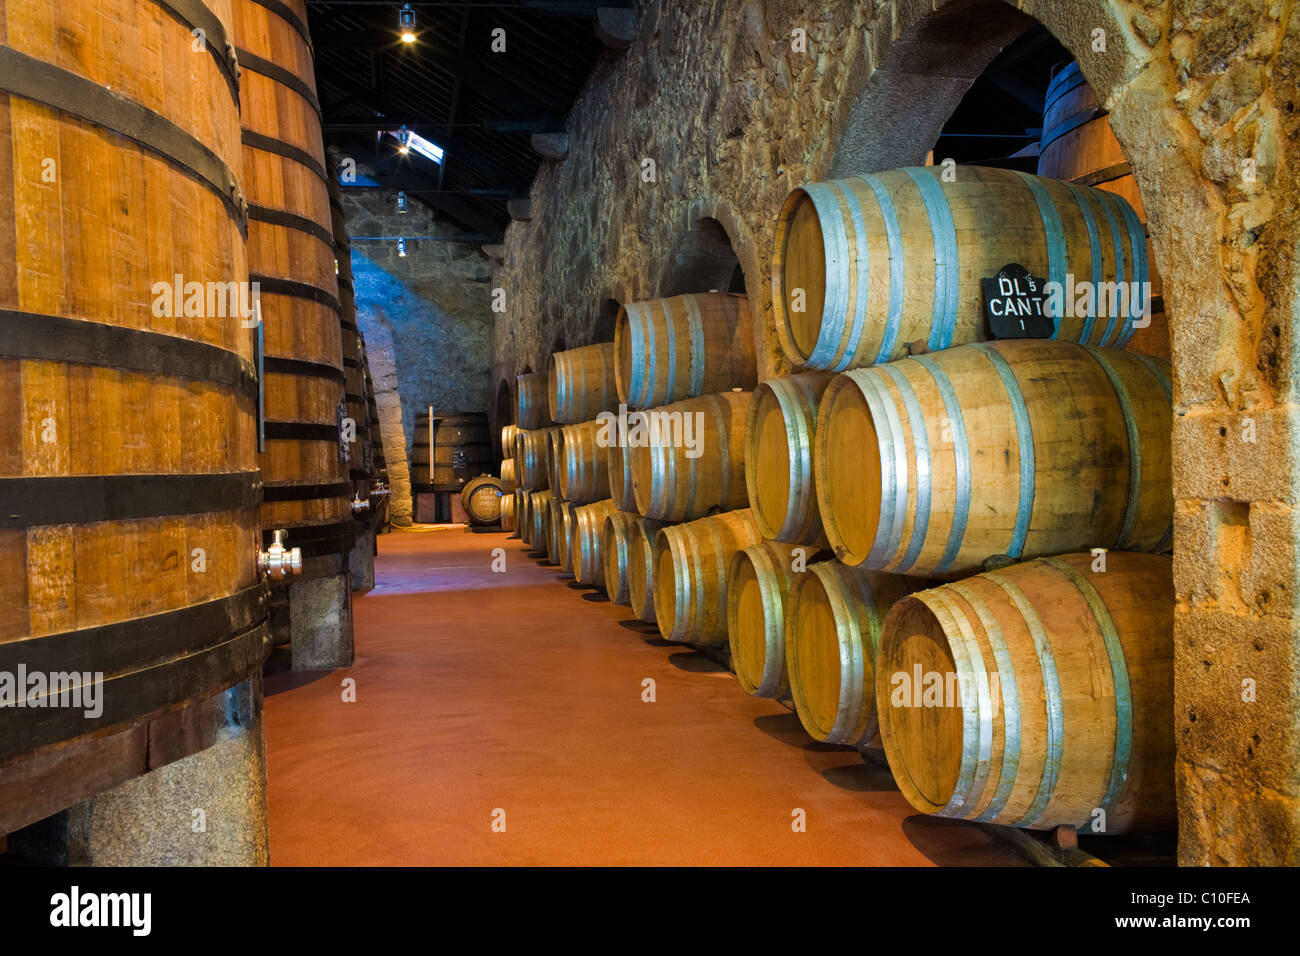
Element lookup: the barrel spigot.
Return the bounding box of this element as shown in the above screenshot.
[351,493,371,514]
[259,529,302,579]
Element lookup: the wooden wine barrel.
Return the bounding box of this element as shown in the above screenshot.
[546,428,565,496]
[234,0,352,563]
[461,475,503,525]
[559,421,611,504]
[516,371,554,430]
[654,510,762,645]
[500,488,517,534]
[785,563,927,746]
[727,541,805,697]
[877,552,1175,832]
[606,438,637,512]
[0,0,268,827]
[513,489,527,539]
[528,490,553,553]
[614,293,757,408]
[744,372,836,547]
[548,343,618,424]
[547,497,578,572]
[515,427,556,491]
[366,369,388,484]
[602,512,639,605]
[772,165,1150,370]
[1039,62,1168,359]
[627,517,671,623]
[815,340,1173,576]
[501,423,519,460]
[500,457,517,494]
[629,391,751,521]
[570,499,615,587]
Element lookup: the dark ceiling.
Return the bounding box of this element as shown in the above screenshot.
[306,1,623,241]
[934,25,1071,170]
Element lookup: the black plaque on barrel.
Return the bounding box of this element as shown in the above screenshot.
[981,263,1054,339]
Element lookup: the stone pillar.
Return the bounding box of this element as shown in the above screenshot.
[290,554,354,670]
[349,525,377,592]
[8,679,269,866]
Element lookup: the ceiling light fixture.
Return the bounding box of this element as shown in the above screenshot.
[398,4,416,43]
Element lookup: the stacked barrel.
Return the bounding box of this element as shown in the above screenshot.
[233,0,354,666]
[749,162,1175,833]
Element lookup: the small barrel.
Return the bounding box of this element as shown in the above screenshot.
[627,517,672,623]
[785,563,926,746]
[500,490,517,533]
[744,372,836,547]
[515,428,557,491]
[570,499,616,587]
[614,293,758,408]
[559,421,611,503]
[876,552,1175,833]
[815,340,1172,576]
[607,438,636,512]
[772,165,1150,371]
[547,497,578,572]
[500,457,517,494]
[501,423,520,459]
[548,343,618,424]
[517,372,554,429]
[461,475,503,525]
[602,512,639,605]
[654,510,762,645]
[727,541,806,697]
[629,391,751,522]
[528,490,553,552]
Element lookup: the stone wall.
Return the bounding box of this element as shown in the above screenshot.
[490,0,1300,864]
[338,180,494,524]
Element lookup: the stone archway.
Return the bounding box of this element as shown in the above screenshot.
[822,0,1299,866]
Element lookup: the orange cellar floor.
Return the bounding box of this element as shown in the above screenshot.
[263,527,1027,866]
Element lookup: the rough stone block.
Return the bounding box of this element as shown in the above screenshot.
[290,572,355,670]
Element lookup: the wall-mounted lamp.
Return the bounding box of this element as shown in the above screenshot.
[397,190,408,214]
[397,238,407,257]
[398,4,416,43]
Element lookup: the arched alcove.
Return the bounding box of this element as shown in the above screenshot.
[592,298,621,343]
[659,217,748,296]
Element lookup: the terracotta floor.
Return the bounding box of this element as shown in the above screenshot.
[263,526,1027,866]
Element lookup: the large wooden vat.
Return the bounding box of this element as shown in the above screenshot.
[815,340,1172,576]
[785,563,925,746]
[412,411,493,487]
[0,0,267,831]
[744,372,835,547]
[614,293,757,408]
[772,166,1150,370]
[548,343,618,425]
[727,541,806,697]
[653,510,762,645]
[1039,62,1167,360]
[628,391,751,522]
[876,552,1175,833]
[233,0,351,563]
